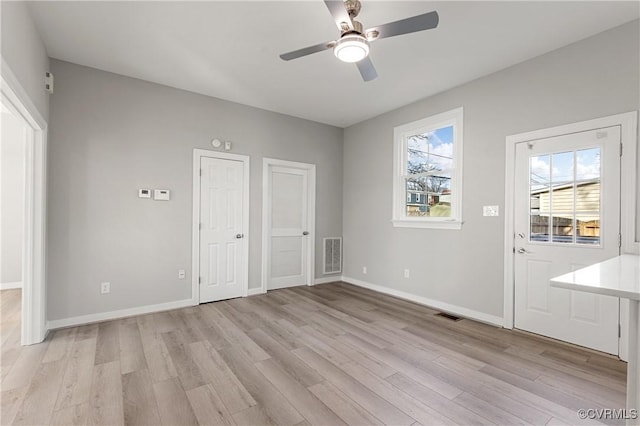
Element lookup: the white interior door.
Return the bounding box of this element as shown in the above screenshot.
[514,126,621,354]
[199,156,246,303]
[264,161,315,290]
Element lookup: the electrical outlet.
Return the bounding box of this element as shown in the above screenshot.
[483,205,499,217]
[404,269,410,278]
[178,269,186,279]
[100,282,110,294]
[362,266,367,274]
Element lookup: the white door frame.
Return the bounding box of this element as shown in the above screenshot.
[503,111,638,357]
[261,158,316,294]
[192,149,250,304]
[1,59,48,345]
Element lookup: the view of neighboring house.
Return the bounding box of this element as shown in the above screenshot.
[530,179,600,243]
[406,188,451,217]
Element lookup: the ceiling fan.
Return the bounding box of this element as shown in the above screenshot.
[279,0,439,82]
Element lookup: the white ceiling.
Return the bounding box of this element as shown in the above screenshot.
[28,1,639,128]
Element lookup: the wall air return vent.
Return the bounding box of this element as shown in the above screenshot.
[323,237,342,274]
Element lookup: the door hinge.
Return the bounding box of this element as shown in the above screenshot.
[619,323,621,338]
[199,168,202,176]
[620,143,623,157]
[199,222,203,230]
[45,71,54,93]
[618,233,622,248]
[198,276,202,284]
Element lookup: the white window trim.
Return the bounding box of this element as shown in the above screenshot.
[392,107,464,230]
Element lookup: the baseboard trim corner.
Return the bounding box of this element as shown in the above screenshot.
[314,276,344,285]
[342,276,503,327]
[46,298,194,330]
[247,287,266,296]
[0,281,23,290]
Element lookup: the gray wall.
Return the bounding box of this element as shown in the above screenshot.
[342,20,639,318]
[0,1,50,121]
[1,112,26,285]
[47,60,343,321]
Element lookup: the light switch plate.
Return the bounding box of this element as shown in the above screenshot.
[483,205,499,217]
[138,189,151,199]
[154,189,170,201]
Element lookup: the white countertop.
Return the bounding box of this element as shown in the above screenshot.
[550,254,640,300]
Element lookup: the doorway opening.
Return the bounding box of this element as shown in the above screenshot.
[1,67,48,345]
[1,100,28,350]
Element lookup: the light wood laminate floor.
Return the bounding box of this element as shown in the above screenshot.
[0,283,627,425]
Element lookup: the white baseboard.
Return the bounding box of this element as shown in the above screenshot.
[247,287,266,296]
[342,276,504,327]
[0,281,22,290]
[314,276,343,285]
[46,279,502,330]
[47,298,194,330]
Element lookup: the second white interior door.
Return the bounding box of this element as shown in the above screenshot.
[264,161,315,290]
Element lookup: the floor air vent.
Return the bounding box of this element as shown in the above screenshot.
[435,312,462,321]
[323,237,342,274]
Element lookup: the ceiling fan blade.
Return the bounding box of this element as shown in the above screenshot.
[324,0,354,31]
[356,57,378,82]
[367,11,439,41]
[280,41,335,61]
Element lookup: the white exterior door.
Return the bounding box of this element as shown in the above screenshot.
[514,126,621,354]
[264,161,315,290]
[199,156,246,303]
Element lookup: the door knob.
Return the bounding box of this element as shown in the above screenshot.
[302,231,309,236]
[235,234,244,239]
[517,233,525,239]
[517,248,531,254]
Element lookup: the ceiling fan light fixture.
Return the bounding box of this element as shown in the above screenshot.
[333,34,369,63]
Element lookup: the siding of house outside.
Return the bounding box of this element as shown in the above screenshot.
[532,181,600,238]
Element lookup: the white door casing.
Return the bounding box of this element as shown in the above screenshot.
[1,60,48,345]
[262,158,316,292]
[513,126,621,354]
[192,150,249,304]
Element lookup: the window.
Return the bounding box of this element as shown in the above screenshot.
[392,107,463,229]
[529,147,601,245]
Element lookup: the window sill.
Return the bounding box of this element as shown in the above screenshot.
[391,219,463,230]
